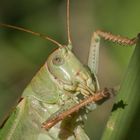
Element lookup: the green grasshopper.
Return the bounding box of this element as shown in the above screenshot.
[0,0,136,140]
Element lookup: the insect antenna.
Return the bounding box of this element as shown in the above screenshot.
[67,0,72,45]
[0,23,63,48]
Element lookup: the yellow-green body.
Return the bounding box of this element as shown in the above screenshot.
[0,46,99,140]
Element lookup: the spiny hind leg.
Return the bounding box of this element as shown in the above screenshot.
[88,31,100,75]
[88,30,137,74]
[88,31,101,91]
[88,30,136,91]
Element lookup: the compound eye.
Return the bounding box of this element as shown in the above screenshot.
[52,55,64,66]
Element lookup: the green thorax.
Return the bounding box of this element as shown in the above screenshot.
[22,65,60,104]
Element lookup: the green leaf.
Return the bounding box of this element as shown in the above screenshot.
[101,34,140,140]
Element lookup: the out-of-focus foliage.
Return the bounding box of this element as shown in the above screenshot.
[101,35,140,140]
[0,0,140,139]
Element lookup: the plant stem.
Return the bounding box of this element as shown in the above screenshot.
[101,34,140,140]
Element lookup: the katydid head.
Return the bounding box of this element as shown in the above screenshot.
[46,45,96,96]
[0,0,97,97]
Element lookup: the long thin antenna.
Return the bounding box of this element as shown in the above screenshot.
[0,23,63,48]
[67,0,72,44]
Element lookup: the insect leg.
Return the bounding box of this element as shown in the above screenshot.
[88,32,100,75]
[88,30,137,91]
[42,88,113,130]
[88,30,137,74]
[88,32,100,91]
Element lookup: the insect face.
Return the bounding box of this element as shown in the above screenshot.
[47,46,96,96]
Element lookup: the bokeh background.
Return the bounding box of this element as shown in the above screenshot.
[0,0,140,139]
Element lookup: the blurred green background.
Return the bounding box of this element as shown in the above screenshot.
[0,0,140,139]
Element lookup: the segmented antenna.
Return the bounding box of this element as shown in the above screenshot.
[0,23,63,48]
[96,30,137,46]
[67,0,72,44]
